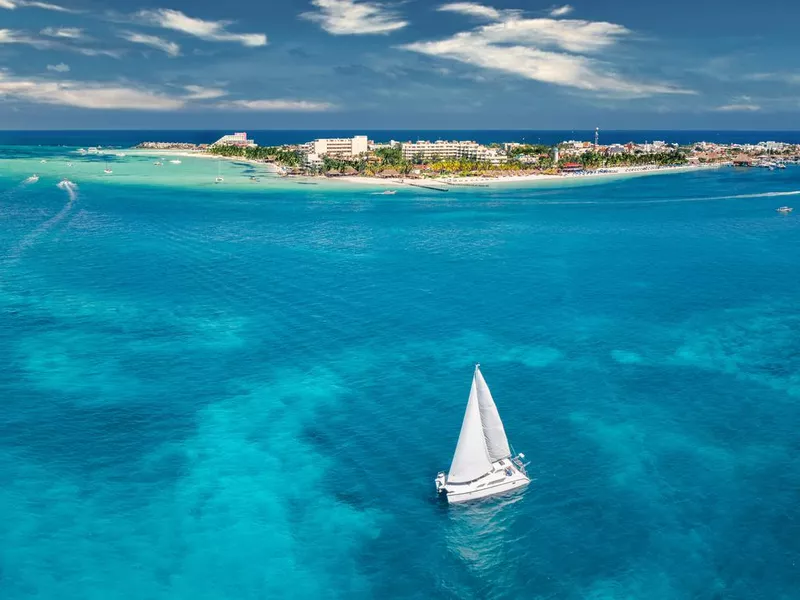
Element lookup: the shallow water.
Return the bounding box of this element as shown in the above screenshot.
[1,148,799,599]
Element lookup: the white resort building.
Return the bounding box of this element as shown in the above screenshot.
[211,132,256,148]
[311,136,369,157]
[400,140,507,164]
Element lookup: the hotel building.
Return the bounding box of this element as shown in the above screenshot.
[312,136,369,157]
[211,132,256,148]
[400,140,507,164]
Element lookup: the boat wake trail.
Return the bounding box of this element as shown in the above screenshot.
[533,190,800,207]
[715,190,800,200]
[4,181,79,263]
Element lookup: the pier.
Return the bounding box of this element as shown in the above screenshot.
[406,182,449,192]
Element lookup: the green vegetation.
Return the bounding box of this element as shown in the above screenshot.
[206,144,304,167]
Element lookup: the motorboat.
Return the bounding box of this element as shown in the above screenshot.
[25,174,39,183]
[154,161,163,166]
[435,365,530,504]
[380,190,397,195]
[776,206,793,214]
[169,159,182,164]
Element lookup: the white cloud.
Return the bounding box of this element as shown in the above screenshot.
[301,0,408,35]
[0,0,76,11]
[549,5,573,17]
[0,28,51,48]
[714,103,760,112]
[136,8,267,47]
[1,28,122,56]
[221,99,335,111]
[23,1,73,11]
[183,85,227,100]
[75,47,123,58]
[119,31,180,57]
[0,71,185,110]
[46,62,69,72]
[40,27,84,39]
[745,72,800,85]
[438,2,503,20]
[402,3,693,97]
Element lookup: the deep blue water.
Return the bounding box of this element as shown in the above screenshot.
[2,129,800,147]
[1,152,800,599]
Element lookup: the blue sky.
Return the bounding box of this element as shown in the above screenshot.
[0,0,798,129]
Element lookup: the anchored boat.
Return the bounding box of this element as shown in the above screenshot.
[435,365,530,504]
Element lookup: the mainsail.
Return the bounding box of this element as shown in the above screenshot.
[447,365,511,483]
[447,375,493,483]
[474,367,511,461]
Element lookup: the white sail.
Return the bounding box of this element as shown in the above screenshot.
[474,366,511,461]
[448,375,493,484]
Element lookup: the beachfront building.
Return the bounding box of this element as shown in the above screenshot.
[305,153,324,168]
[212,132,256,148]
[312,136,369,157]
[400,140,507,164]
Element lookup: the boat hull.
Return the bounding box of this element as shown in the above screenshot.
[441,457,530,504]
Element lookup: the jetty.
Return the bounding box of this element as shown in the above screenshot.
[407,182,449,192]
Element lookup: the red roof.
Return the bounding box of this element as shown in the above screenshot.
[562,162,582,168]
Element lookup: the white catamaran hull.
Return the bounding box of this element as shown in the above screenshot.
[438,457,529,504]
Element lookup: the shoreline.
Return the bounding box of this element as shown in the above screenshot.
[328,163,723,188]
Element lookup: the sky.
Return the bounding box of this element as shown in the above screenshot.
[1,0,799,129]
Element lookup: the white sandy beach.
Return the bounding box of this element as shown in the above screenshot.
[332,163,723,188]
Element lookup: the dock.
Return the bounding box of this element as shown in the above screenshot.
[406,182,449,192]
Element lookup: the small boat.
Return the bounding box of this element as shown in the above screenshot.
[380,190,397,195]
[78,148,87,155]
[87,147,99,154]
[776,206,793,214]
[249,176,259,182]
[104,160,112,174]
[169,159,182,165]
[154,161,163,167]
[215,160,223,183]
[67,162,73,167]
[215,176,224,183]
[116,152,126,158]
[435,365,530,504]
[25,174,39,183]
[58,178,74,187]
[40,159,47,164]
[777,163,787,169]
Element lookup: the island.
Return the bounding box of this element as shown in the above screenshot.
[136,132,800,185]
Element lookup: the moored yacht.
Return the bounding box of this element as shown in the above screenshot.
[435,365,530,504]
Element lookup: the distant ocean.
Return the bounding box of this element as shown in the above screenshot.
[3,129,800,147]
[1,136,799,599]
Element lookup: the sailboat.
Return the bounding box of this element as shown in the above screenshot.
[215,160,224,184]
[435,365,530,503]
[104,160,112,174]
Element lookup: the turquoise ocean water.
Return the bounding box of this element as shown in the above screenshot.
[1,144,800,599]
